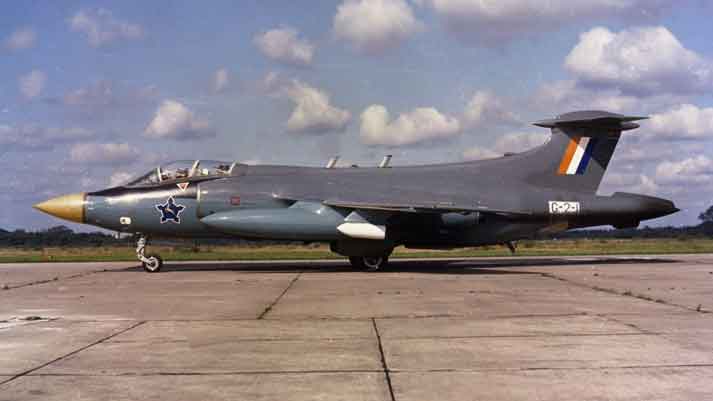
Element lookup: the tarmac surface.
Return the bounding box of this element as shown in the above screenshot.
[1,254,712,400]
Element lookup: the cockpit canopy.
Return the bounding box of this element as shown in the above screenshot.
[126,160,239,187]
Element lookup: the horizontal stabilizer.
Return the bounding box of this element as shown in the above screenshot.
[533,110,647,131]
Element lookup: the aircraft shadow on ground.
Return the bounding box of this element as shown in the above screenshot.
[120,257,678,275]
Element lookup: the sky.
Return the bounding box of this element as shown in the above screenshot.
[2,0,713,231]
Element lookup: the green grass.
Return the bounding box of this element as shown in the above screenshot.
[1,238,712,263]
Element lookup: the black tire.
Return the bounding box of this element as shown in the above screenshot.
[142,254,163,273]
[349,255,389,271]
[363,255,389,271]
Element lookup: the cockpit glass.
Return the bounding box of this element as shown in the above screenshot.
[192,160,233,177]
[125,169,159,186]
[158,160,196,181]
[125,160,235,187]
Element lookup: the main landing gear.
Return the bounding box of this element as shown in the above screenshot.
[136,236,163,273]
[505,241,517,254]
[349,255,389,271]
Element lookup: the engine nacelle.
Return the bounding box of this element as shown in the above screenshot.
[200,203,346,241]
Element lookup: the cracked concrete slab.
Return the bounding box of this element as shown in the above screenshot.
[375,314,642,339]
[0,373,391,401]
[0,320,136,376]
[391,367,713,401]
[109,319,375,343]
[383,334,713,371]
[267,271,678,319]
[0,271,299,320]
[0,262,133,290]
[1,255,712,399]
[513,260,713,313]
[36,336,383,375]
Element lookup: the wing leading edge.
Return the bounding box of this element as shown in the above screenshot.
[322,199,531,217]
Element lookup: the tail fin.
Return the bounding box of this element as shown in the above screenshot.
[518,110,647,194]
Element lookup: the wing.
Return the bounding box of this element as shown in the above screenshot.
[320,199,532,217]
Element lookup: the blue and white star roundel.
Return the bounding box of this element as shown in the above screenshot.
[155,196,186,224]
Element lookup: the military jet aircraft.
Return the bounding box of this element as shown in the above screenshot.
[34,110,678,272]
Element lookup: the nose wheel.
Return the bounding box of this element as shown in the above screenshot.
[136,236,163,273]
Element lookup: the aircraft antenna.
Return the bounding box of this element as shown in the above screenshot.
[379,155,392,168]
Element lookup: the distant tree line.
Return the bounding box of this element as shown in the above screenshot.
[547,222,713,240]
[0,226,127,248]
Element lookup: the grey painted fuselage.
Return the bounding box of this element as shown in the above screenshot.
[40,111,679,258]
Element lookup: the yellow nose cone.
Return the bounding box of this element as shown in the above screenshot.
[33,193,87,223]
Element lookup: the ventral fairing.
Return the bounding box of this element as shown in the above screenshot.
[35,111,678,272]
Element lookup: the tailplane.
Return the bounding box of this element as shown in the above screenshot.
[516,110,647,193]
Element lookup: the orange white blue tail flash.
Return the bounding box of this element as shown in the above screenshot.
[558,136,598,175]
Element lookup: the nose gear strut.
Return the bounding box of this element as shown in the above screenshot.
[136,236,163,273]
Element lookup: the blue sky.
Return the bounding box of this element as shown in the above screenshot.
[2,0,713,230]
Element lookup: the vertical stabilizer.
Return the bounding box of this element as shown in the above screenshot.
[517,111,647,193]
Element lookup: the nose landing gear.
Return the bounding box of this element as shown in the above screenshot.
[136,236,163,273]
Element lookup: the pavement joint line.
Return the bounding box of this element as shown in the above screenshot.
[103,332,653,344]
[257,272,302,320]
[0,268,114,292]
[372,318,396,401]
[538,271,708,314]
[23,369,384,377]
[107,337,378,344]
[368,332,659,341]
[596,314,658,335]
[13,363,713,377]
[387,363,713,373]
[0,320,146,388]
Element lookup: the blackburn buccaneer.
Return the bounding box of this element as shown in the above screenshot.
[34,111,678,272]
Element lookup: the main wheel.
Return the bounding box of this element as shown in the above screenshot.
[349,255,389,271]
[363,255,388,271]
[142,254,163,273]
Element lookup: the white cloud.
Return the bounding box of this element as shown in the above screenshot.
[461,132,548,160]
[18,70,46,100]
[492,132,549,154]
[333,0,422,55]
[655,156,713,185]
[534,80,638,113]
[47,127,95,141]
[284,81,351,134]
[0,125,94,152]
[255,71,298,97]
[602,172,659,195]
[462,146,500,161]
[0,125,47,151]
[145,100,214,140]
[532,79,688,115]
[62,81,157,114]
[647,104,713,140]
[108,171,134,187]
[68,8,143,47]
[360,104,461,146]
[565,26,713,95]
[212,68,230,93]
[64,80,114,107]
[463,90,519,127]
[4,27,36,50]
[254,27,315,67]
[416,0,672,46]
[70,143,140,165]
